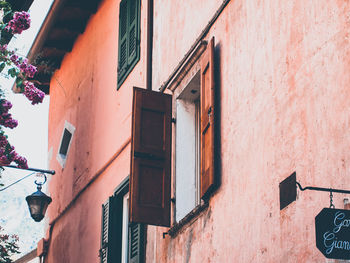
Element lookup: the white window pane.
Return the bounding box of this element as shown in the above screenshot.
[121,193,129,263]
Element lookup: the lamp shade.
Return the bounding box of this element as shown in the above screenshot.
[25,188,52,222]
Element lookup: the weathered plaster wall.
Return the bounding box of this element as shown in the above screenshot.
[149,0,350,262]
[45,0,148,262]
[152,0,222,90]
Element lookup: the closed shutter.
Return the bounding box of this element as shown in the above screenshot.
[128,223,144,263]
[100,197,113,263]
[200,37,216,199]
[130,87,172,227]
[127,0,139,65]
[118,0,141,88]
[118,0,128,77]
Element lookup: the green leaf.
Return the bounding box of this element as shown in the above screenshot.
[0,63,5,73]
[15,77,23,88]
[7,68,18,78]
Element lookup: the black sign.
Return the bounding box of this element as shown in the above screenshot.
[315,208,350,259]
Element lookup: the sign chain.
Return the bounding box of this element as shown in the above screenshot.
[329,190,335,209]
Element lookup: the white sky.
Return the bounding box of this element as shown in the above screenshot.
[0,0,54,259]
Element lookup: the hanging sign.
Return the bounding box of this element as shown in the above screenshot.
[315,208,350,259]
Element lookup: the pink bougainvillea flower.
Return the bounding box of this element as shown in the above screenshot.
[25,64,37,78]
[23,81,45,105]
[5,11,31,34]
[1,99,12,112]
[14,155,28,169]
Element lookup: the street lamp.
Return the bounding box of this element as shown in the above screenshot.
[1,165,55,222]
[25,173,52,222]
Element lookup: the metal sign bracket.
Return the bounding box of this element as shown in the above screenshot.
[279,171,350,210]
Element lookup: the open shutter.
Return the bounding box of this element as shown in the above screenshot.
[127,0,139,65]
[128,223,144,263]
[100,197,113,263]
[118,0,128,78]
[130,87,172,227]
[200,37,215,199]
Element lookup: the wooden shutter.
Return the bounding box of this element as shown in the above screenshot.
[130,87,172,227]
[127,0,139,65]
[200,37,215,199]
[118,0,128,77]
[100,197,113,263]
[128,223,144,263]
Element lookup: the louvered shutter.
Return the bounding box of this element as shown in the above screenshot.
[118,0,128,78]
[118,0,140,88]
[200,37,216,199]
[127,0,139,65]
[100,197,113,263]
[128,223,144,263]
[130,87,172,227]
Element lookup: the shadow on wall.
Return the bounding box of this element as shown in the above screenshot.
[214,40,222,194]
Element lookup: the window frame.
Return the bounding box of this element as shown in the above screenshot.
[128,38,216,230]
[56,121,75,168]
[171,37,216,226]
[174,71,201,222]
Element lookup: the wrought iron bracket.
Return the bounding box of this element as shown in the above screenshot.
[0,166,54,192]
[3,165,55,175]
[296,182,350,195]
[280,171,350,210]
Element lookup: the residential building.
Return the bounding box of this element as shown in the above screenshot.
[28,0,350,262]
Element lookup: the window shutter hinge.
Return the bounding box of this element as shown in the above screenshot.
[171,118,176,124]
[170,197,176,203]
[163,232,169,239]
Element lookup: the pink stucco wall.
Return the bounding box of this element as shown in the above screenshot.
[44,0,350,262]
[148,0,350,262]
[46,0,148,261]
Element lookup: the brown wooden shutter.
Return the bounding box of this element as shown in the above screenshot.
[130,87,172,227]
[200,37,215,199]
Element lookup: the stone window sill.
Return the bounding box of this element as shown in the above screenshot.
[167,201,209,238]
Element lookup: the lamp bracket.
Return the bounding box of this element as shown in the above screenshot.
[34,173,47,190]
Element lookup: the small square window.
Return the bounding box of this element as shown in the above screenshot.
[56,121,75,168]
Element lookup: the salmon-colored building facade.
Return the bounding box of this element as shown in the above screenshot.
[29,0,350,262]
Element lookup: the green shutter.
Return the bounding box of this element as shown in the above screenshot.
[128,223,144,263]
[117,0,140,89]
[100,198,112,263]
[127,0,139,65]
[118,0,128,77]
[100,179,144,263]
[100,196,120,263]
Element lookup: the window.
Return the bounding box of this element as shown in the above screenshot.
[56,121,75,168]
[99,178,144,263]
[117,0,141,89]
[127,37,216,228]
[174,37,215,222]
[175,72,201,221]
